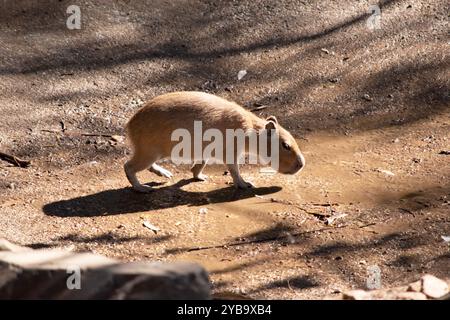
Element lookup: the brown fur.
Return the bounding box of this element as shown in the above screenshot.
[124,91,305,192]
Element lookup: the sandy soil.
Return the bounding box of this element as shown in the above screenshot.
[0,0,449,299]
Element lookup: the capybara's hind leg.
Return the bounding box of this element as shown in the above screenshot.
[124,153,158,193]
[149,163,173,178]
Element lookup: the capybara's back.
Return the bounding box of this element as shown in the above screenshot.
[124,91,305,193]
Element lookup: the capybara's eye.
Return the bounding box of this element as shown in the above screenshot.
[282,142,291,150]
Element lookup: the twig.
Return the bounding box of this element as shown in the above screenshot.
[255,195,332,217]
[358,222,377,228]
[41,129,114,138]
[181,225,349,253]
[251,105,269,112]
[311,202,339,207]
[41,129,60,133]
[0,151,31,168]
[80,133,114,138]
[287,279,294,291]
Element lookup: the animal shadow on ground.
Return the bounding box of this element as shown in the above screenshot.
[42,178,282,217]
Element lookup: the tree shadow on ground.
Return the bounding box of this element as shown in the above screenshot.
[0,0,400,75]
[26,232,172,249]
[164,222,297,254]
[165,194,449,291]
[2,0,448,168]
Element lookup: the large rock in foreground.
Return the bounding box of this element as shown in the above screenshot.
[0,239,210,299]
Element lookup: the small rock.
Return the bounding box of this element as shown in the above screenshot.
[397,292,427,300]
[421,274,449,298]
[441,235,450,243]
[326,213,347,225]
[393,138,400,143]
[438,150,450,155]
[363,94,373,101]
[125,97,144,109]
[407,280,422,292]
[199,208,208,214]
[412,157,422,163]
[237,70,247,80]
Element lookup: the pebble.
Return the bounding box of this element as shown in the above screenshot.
[237,70,247,80]
[407,280,421,292]
[421,274,449,298]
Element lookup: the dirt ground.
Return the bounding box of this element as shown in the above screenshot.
[0,0,449,299]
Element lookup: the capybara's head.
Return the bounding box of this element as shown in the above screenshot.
[264,116,305,175]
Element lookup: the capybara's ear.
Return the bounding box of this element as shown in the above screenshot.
[265,119,277,131]
[266,116,278,124]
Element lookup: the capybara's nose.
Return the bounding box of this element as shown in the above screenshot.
[293,154,305,174]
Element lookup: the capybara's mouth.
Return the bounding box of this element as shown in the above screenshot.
[283,159,305,175]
